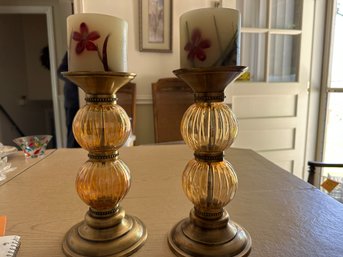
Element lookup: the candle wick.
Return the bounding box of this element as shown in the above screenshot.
[214,0,222,8]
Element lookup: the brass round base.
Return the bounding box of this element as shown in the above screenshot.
[168,217,252,257]
[62,214,147,257]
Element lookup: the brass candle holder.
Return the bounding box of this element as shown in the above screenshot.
[62,72,147,257]
[168,66,252,257]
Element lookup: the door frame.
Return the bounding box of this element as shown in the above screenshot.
[314,0,340,185]
[0,6,63,148]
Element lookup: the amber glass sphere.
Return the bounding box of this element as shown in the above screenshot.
[182,159,238,210]
[73,104,131,151]
[76,159,131,210]
[181,102,238,153]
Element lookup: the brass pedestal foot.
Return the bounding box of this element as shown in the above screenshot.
[63,207,147,257]
[168,209,251,257]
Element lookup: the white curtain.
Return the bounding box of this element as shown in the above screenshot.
[239,0,300,82]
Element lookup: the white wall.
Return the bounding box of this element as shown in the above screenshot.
[79,0,235,144]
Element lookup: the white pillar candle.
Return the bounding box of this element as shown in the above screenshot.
[180,8,240,69]
[67,13,128,72]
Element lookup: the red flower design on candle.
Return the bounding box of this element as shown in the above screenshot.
[184,29,211,62]
[72,22,100,54]
[71,22,111,71]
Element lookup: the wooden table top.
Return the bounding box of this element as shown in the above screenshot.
[0,149,55,186]
[1,145,342,257]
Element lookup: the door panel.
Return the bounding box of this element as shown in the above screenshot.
[233,95,297,118]
[235,129,295,151]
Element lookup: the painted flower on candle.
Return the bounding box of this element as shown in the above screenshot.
[181,10,240,68]
[72,22,100,54]
[71,22,111,71]
[184,29,211,62]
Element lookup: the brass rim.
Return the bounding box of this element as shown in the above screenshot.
[62,71,136,79]
[173,65,248,75]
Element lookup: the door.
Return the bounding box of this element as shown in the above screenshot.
[228,0,315,179]
[0,6,63,148]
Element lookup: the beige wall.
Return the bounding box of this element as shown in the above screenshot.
[80,0,235,145]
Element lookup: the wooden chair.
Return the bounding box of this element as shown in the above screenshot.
[117,82,136,133]
[307,161,343,185]
[307,161,343,202]
[152,78,194,143]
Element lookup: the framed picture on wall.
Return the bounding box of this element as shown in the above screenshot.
[139,0,172,52]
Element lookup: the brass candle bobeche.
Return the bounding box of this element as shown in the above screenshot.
[168,66,252,257]
[62,72,147,257]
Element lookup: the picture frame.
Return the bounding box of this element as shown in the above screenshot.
[139,0,172,52]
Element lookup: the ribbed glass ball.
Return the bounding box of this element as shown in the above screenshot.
[76,159,131,210]
[182,159,238,210]
[73,104,131,151]
[181,102,238,153]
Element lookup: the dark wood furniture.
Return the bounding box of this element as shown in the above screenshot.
[307,160,343,202]
[151,78,194,143]
[307,161,343,185]
[117,82,136,133]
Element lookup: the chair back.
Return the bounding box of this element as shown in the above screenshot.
[117,82,136,133]
[307,161,343,203]
[152,78,194,143]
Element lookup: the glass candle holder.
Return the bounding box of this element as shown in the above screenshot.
[62,72,147,257]
[168,66,252,257]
